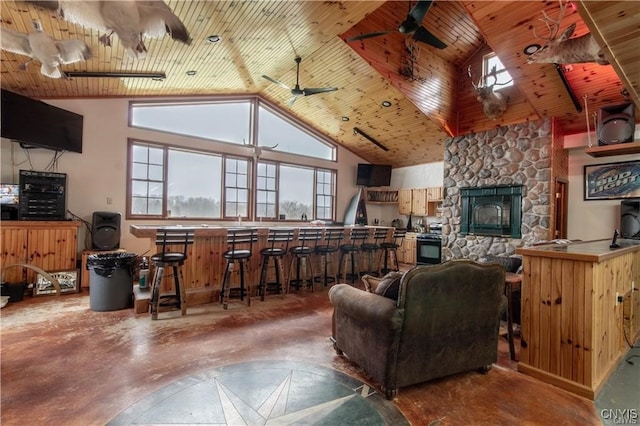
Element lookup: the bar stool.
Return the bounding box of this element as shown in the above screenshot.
[288,227,322,292]
[379,229,406,274]
[314,227,344,287]
[360,228,389,277]
[258,228,295,301]
[338,227,370,284]
[149,228,195,320]
[220,228,258,309]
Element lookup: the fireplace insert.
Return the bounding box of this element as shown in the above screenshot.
[460,185,524,238]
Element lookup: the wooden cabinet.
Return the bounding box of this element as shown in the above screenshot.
[397,232,416,265]
[427,186,443,202]
[0,221,80,284]
[398,189,413,215]
[398,187,443,216]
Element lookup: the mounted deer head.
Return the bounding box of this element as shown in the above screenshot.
[468,65,509,121]
[526,0,609,65]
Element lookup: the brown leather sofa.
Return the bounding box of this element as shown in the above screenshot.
[328,259,507,399]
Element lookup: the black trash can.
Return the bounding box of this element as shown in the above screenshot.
[87,252,137,311]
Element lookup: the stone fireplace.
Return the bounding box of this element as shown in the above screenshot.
[440,117,567,260]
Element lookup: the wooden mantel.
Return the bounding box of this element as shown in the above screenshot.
[516,239,640,399]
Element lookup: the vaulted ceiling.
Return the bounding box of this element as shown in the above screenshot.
[1,1,638,168]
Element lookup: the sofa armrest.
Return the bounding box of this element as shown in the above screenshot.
[328,284,401,328]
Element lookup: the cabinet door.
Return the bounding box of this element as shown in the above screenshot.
[427,186,443,202]
[0,228,28,283]
[411,189,427,216]
[403,238,417,265]
[398,189,413,215]
[27,228,78,283]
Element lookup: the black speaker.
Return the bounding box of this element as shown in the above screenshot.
[597,102,636,146]
[620,200,640,239]
[92,211,121,250]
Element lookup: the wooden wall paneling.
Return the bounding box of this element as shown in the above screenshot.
[539,258,552,373]
[559,259,574,381]
[530,256,542,368]
[548,257,563,376]
[0,228,28,283]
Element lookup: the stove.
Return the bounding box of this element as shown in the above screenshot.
[416,232,441,241]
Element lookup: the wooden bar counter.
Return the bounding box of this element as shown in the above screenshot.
[516,239,640,399]
[130,224,393,304]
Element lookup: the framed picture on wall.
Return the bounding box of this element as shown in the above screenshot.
[584,159,640,200]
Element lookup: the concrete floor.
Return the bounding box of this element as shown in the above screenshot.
[0,284,607,425]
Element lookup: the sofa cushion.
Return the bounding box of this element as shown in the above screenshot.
[480,255,522,274]
[373,271,403,300]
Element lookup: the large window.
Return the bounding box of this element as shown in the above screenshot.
[130,100,251,144]
[127,97,338,221]
[128,140,336,221]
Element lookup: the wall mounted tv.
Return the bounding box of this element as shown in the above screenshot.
[1,89,83,153]
[356,163,392,187]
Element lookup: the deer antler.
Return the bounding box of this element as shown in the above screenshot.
[533,0,569,41]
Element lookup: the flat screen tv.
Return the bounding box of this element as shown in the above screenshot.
[356,163,392,187]
[1,89,83,153]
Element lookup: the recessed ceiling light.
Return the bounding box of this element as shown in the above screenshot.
[341,116,350,122]
[381,100,392,107]
[186,70,197,76]
[207,35,221,43]
[524,44,541,55]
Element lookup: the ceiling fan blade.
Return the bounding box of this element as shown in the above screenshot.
[408,0,434,25]
[262,74,291,90]
[303,87,339,96]
[287,96,298,106]
[346,31,393,42]
[412,26,446,49]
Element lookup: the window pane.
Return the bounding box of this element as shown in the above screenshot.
[132,163,148,180]
[258,104,335,160]
[224,157,249,218]
[149,165,164,181]
[130,101,251,144]
[485,54,513,88]
[167,149,222,218]
[279,165,313,219]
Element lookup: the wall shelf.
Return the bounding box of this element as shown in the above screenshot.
[585,141,640,157]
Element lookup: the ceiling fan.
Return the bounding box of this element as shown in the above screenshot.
[262,56,338,106]
[347,0,447,50]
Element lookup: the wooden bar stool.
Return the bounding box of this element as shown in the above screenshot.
[258,228,295,301]
[220,228,258,309]
[360,228,389,277]
[149,228,195,320]
[314,227,344,287]
[338,227,369,284]
[379,229,406,274]
[288,228,322,292]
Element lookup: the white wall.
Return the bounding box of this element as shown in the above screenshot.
[565,129,638,241]
[1,97,365,255]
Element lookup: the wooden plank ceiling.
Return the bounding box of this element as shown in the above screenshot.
[0,1,637,168]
